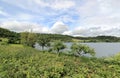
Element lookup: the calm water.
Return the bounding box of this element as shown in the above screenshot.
[65,43,120,57]
[35,43,120,57]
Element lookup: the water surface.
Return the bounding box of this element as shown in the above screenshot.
[65,43,120,57]
[35,43,120,57]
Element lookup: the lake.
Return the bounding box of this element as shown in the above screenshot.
[35,43,120,57]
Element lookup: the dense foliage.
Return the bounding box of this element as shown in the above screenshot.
[75,36,120,42]
[0,44,120,78]
[0,27,120,43]
[37,35,51,50]
[71,43,95,56]
[0,27,20,44]
[36,33,73,42]
[20,32,37,47]
[52,40,66,53]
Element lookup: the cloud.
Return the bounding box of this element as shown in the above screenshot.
[71,26,120,37]
[0,7,9,16]
[0,0,120,37]
[0,21,49,33]
[50,21,68,34]
[2,0,75,12]
[50,0,75,10]
[74,0,120,37]
[76,0,99,18]
[15,13,34,20]
[0,21,120,37]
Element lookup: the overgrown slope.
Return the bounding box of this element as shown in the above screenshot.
[0,44,120,78]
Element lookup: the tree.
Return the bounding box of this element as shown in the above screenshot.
[20,32,37,47]
[71,43,95,56]
[37,35,50,50]
[52,40,66,53]
[20,32,29,45]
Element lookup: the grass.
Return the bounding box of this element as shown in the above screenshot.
[0,44,120,78]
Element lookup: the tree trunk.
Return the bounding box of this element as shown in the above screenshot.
[42,46,44,50]
[57,49,60,53]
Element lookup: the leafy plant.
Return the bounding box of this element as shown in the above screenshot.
[37,35,51,50]
[71,43,95,56]
[20,32,37,47]
[52,40,66,53]
[0,44,120,78]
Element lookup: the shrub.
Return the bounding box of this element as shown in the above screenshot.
[71,43,95,56]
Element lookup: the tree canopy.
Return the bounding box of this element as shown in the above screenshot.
[52,40,66,53]
[71,43,95,56]
[20,32,37,47]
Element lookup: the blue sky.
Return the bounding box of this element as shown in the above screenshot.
[0,0,120,36]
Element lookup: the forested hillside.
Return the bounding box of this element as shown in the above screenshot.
[0,27,73,43]
[74,36,120,42]
[0,27,20,44]
[0,27,19,38]
[0,27,120,43]
[36,33,73,42]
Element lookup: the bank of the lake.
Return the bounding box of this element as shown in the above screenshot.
[0,44,120,78]
[35,42,120,57]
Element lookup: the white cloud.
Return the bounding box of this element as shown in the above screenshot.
[58,15,75,23]
[0,21,49,33]
[0,0,120,37]
[0,7,9,16]
[71,26,120,37]
[76,0,99,18]
[34,0,75,10]
[50,0,75,10]
[16,13,34,20]
[63,31,72,35]
[0,20,120,37]
[75,0,120,37]
[50,21,68,34]
[2,0,75,12]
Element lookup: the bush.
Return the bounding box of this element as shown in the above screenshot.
[71,43,95,56]
[0,42,8,45]
[52,40,66,53]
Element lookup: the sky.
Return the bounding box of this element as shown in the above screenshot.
[0,0,120,37]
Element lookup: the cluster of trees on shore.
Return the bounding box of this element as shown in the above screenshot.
[75,36,120,42]
[1,27,120,56]
[0,27,95,56]
[20,32,95,56]
[1,27,120,77]
[0,27,72,44]
[1,27,120,44]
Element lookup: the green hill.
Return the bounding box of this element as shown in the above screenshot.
[0,27,18,38]
[0,27,20,44]
[0,44,120,78]
[0,27,120,43]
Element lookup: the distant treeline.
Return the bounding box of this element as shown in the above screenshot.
[36,33,73,42]
[0,27,72,44]
[0,27,20,43]
[0,27,120,43]
[74,36,120,42]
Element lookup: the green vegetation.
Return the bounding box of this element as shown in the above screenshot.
[74,36,120,42]
[1,27,120,43]
[37,35,51,50]
[0,38,9,45]
[20,32,37,47]
[52,40,66,53]
[0,27,20,44]
[71,43,95,56]
[0,44,120,78]
[0,27,120,77]
[36,33,73,42]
